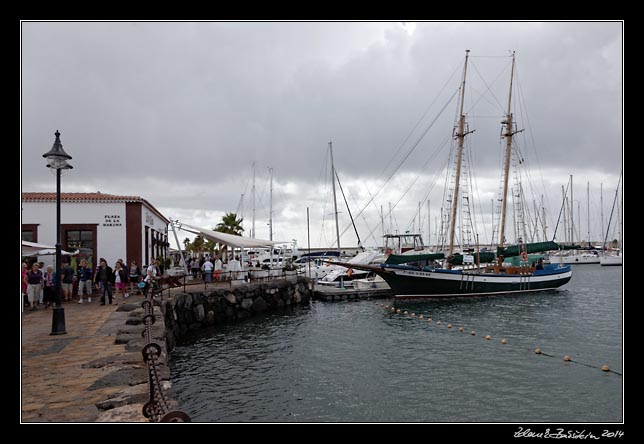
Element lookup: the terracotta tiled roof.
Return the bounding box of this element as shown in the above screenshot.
[22,192,170,224]
[22,192,143,203]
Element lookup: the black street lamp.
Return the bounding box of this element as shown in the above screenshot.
[43,130,73,335]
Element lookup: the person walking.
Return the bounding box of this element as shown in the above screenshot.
[214,256,223,281]
[191,258,200,279]
[113,261,129,305]
[202,257,214,283]
[43,265,55,308]
[24,263,43,311]
[61,260,75,302]
[37,262,45,305]
[128,260,142,295]
[21,262,29,309]
[76,259,93,303]
[144,259,162,295]
[94,259,114,305]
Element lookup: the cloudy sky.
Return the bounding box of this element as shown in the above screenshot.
[21,21,623,249]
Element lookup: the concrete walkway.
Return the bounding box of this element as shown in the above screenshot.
[21,294,150,423]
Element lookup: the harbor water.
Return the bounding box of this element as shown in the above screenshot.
[170,265,623,422]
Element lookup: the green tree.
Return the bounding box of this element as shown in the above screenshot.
[215,212,245,235]
[215,212,244,259]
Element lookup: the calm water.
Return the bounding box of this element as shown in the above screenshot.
[170,266,623,423]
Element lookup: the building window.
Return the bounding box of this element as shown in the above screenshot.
[66,230,94,269]
[22,230,34,242]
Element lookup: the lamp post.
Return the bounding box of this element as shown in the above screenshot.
[43,130,73,335]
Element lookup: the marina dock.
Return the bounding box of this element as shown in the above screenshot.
[313,285,392,301]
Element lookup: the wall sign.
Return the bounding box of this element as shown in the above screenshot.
[103,214,122,227]
[145,212,154,227]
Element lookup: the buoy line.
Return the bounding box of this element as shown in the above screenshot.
[379,303,621,376]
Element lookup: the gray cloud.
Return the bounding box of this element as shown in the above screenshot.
[22,21,622,248]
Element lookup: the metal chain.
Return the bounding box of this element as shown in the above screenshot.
[140,278,191,422]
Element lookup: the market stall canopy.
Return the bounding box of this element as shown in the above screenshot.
[176,222,283,248]
[21,240,78,257]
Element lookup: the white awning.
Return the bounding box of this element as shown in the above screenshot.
[176,222,283,248]
[21,240,78,256]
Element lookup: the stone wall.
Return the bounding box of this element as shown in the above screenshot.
[162,276,311,351]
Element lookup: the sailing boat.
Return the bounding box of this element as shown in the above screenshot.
[599,172,622,266]
[339,50,572,298]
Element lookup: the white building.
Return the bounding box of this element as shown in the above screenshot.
[21,192,170,270]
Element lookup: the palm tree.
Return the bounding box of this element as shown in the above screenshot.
[215,213,244,260]
[215,213,244,235]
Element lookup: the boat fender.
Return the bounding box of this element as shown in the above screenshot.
[485,335,491,340]
[563,355,571,361]
[501,338,507,345]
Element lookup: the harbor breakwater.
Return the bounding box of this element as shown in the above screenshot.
[162,276,311,351]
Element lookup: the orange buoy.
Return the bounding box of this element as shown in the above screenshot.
[437,321,442,325]
[447,323,452,329]
[471,331,476,336]
[427,318,432,323]
[458,327,464,332]
[419,315,424,319]
[601,365,610,372]
[501,338,507,345]
[403,310,408,315]
[411,313,416,317]
[485,335,491,340]
[563,355,571,362]
[534,348,542,354]
[396,308,401,314]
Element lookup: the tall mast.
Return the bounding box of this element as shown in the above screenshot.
[562,185,568,243]
[587,181,590,247]
[251,161,256,238]
[269,167,273,241]
[418,201,422,236]
[570,174,574,243]
[427,200,431,249]
[498,50,516,249]
[381,205,384,244]
[541,194,547,241]
[600,182,604,248]
[329,141,341,254]
[448,49,471,257]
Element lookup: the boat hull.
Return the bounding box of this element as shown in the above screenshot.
[548,253,600,264]
[378,265,572,299]
[599,255,622,266]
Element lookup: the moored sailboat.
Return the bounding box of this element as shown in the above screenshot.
[337,50,572,298]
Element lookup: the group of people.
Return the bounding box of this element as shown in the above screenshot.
[21,257,163,310]
[187,255,224,282]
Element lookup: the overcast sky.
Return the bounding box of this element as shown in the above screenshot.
[21,21,623,250]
